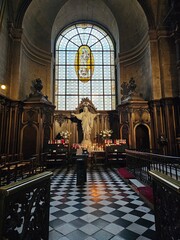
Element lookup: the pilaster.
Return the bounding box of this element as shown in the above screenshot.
[8,22,23,100]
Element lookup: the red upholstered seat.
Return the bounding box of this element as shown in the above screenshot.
[117,168,135,179]
[117,168,154,205]
[137,186,154,204]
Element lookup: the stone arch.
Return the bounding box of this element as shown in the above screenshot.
[137,0,156,29]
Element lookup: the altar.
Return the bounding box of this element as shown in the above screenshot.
[53,98,120,148]
[90,150,106,166]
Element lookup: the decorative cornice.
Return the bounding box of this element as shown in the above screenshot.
[118,32,149,64]
[21,34,52,64]
[157,29,172,39]
[149,29,171,42]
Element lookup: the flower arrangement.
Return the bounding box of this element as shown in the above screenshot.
[60,130,71,139]
[72,143,81,149]
[99,129,113,139]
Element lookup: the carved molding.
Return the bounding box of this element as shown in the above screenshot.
[54,113,68,126]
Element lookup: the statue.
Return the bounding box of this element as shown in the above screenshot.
[121,82,129,100]
[31,78,43,94]
[24,78,52,104]
[128,77,137,94]
[121,77,142,102]
[72,106,99,147]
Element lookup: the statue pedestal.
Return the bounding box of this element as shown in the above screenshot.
[81,139,92,148]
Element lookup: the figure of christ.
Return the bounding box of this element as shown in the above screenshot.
[72,106,99,146]
[79,47,90,78]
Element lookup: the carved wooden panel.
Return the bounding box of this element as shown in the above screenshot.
[153,181,180,240]
[2,178,51,240]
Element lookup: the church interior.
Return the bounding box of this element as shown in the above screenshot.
[0,0,180,239]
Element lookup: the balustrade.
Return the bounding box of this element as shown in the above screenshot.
[125,149,180,184]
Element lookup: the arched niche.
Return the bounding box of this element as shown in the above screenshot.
[21,125,38,159]
[135,124,150,151]
[120,124,129,146]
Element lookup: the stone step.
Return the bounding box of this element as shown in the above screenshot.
[129,178,145,188]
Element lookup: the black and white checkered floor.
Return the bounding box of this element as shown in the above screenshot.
[49,167,156,240]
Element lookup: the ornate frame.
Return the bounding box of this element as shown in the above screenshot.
[75,97,97,114]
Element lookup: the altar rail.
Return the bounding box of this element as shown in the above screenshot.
[125,149,180,184]
[149,170,180,240]
[0,171,52,240]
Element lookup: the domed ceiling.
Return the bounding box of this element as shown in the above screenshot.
[19,0,149,53]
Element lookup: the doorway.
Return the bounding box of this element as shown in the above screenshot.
[135,124,150,151]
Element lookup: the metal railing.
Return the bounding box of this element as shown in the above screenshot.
[0,171,52,240]
[125,149,180,184]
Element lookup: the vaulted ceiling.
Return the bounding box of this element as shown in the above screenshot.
[8,0,167,53]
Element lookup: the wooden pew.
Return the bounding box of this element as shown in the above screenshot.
[0,153,39,186]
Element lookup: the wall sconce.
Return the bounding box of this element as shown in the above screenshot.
[1,84,7,90]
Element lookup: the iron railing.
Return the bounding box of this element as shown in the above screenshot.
[125,149,180,184]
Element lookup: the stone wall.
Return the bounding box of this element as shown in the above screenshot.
[0,3,9,95]
[19,40,52,101]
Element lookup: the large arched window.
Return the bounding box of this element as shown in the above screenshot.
[55,23,116,110]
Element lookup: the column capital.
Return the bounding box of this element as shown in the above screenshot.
[8,22,23,41]
[149,29,171,41]
[148,30,158,41]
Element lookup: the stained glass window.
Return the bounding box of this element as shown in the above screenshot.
[55,23,116,110]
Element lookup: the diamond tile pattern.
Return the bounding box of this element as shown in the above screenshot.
[49,167,156,240]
